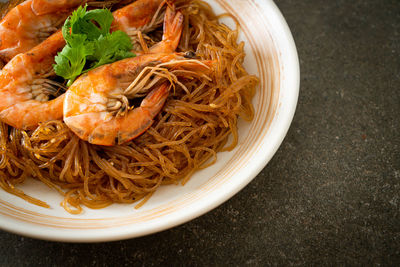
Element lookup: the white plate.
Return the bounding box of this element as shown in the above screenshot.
[0,0,299,242]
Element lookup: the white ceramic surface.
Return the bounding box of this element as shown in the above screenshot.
[0,0,299,242]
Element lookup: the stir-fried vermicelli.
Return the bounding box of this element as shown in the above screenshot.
[0,0,258,213]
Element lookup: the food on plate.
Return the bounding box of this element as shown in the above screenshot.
[0,0,259,214]
[0,0,133,64]
[0,0,173,129]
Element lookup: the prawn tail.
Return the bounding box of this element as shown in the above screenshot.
[163,5,184,48]
[117,82,170,145]
[150,5,183,53]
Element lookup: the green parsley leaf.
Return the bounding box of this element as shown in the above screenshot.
[69,5,87,27]
[54,34,94,86]
[62,6,85,44]
[64,5,113,41]
[88,31,135,70]
[82,9,114,39]
[53,5,135,87]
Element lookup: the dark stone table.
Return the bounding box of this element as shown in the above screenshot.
[0,0,399,265]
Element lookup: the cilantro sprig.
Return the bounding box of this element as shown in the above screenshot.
[54,5,135,86]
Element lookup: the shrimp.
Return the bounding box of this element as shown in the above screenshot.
[0,0,129,63]
[63,53,212,146]
[63,4,188,146]
[112,0,185,53]
[143,1,183,54]
[0,31,66,130]
[0,0,70,62]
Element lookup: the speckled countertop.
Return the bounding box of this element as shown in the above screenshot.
[0,0,399,265]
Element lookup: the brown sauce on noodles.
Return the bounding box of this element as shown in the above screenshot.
[0,0,259,214]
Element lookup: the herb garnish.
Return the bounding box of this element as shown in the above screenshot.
[54,5,135,86]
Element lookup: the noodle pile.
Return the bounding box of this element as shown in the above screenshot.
[0,0,259,213]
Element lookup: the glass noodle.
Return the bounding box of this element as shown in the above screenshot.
[0,0,259,214]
